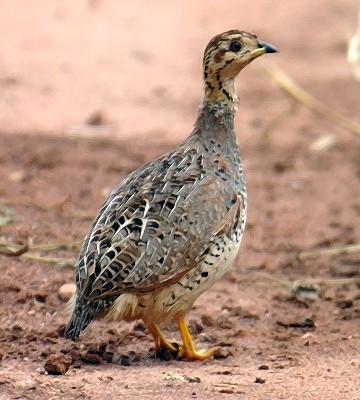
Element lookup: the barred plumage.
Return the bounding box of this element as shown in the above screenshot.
[66,30,277,360]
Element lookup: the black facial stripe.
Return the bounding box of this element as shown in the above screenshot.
[205,80,215,90]
[222,88,232,101]
[217,58,235,72]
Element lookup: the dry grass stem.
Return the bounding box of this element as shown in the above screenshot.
[236,271,359,290]
[0,242,29,256]
[348,11,360,82]
[1,196,95,221]
[22,254,75,268]
[0,240,81,255]
[260,63,360,137]
[30,242,81,252]
[299,243,360,259]
[252,276,359,290]
[1,195,69,212]
[65,210,95,221]
[0,240,78,268]
[262,102,298,141]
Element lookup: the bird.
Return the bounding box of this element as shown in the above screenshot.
[65,30,277,361]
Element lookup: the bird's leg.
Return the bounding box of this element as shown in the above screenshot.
[147,323,179,353]
[177,315,217,361]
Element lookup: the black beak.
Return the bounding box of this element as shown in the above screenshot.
[257,40,278,53]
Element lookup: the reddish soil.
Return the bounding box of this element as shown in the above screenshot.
[0,2,360,399]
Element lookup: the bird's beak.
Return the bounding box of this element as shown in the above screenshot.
[250,40,278,58]
[257,40,278,54]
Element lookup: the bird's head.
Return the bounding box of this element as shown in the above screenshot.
[203,30,277,103]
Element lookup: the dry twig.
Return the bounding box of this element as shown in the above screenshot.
[0,240,78,268]
[1,195,70,212]
[0,242,28,256]
[299,243,360,259]
[251,276,359,290]
[30,242,81,252]
[260,63,360,137]
[348,11,360,83]
[22,254,75,268]
[262,101,298,141]
[1,196,94,221]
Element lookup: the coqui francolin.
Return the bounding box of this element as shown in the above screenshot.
[66,30,277,361]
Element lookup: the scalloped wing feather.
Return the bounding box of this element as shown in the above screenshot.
[74,146,243,302]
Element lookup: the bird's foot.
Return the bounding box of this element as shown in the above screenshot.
[147,323,180,354]
[177,315,216,361]
[178,345,217,361]
[157,337,181,354]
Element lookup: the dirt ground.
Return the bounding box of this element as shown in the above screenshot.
[1,1,360,399]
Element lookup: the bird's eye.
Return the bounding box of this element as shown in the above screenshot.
[230,41,242,52]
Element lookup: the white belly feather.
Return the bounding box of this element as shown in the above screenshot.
[106,235,242,325]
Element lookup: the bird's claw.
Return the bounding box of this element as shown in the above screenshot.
[178,346,217,361]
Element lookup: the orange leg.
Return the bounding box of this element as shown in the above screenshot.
[147,323,179,353]
[177,315,217,361]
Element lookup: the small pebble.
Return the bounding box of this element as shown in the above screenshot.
[44,352,72,375]
[80,351,102,365]
[216,315,233,329]
[259,365,269,370]
[8,170,26,182]
[133,321,146,331]
[58,283,76,301]
[119,355,131,366]
[219,389,234,394]
[213,348,232,359]
[156,347,173,361]
[336,300,353,309]
[201,314,215,327]
[102,351,114,363]
[185,376,201,383]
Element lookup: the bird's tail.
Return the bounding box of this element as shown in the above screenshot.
[65,295,108,340]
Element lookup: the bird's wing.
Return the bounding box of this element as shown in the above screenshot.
[75,147,243,302]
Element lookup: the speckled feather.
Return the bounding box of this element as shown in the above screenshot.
[65,30,276,341]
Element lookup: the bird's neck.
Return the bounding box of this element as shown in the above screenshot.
[188,75,240,147]
[204,77,237,104]
[191,96,238,146]
[202,67,239,109]
[200,76,238,129]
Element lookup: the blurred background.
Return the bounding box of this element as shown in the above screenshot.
[0,1,360,398]
[0,0,358,144]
